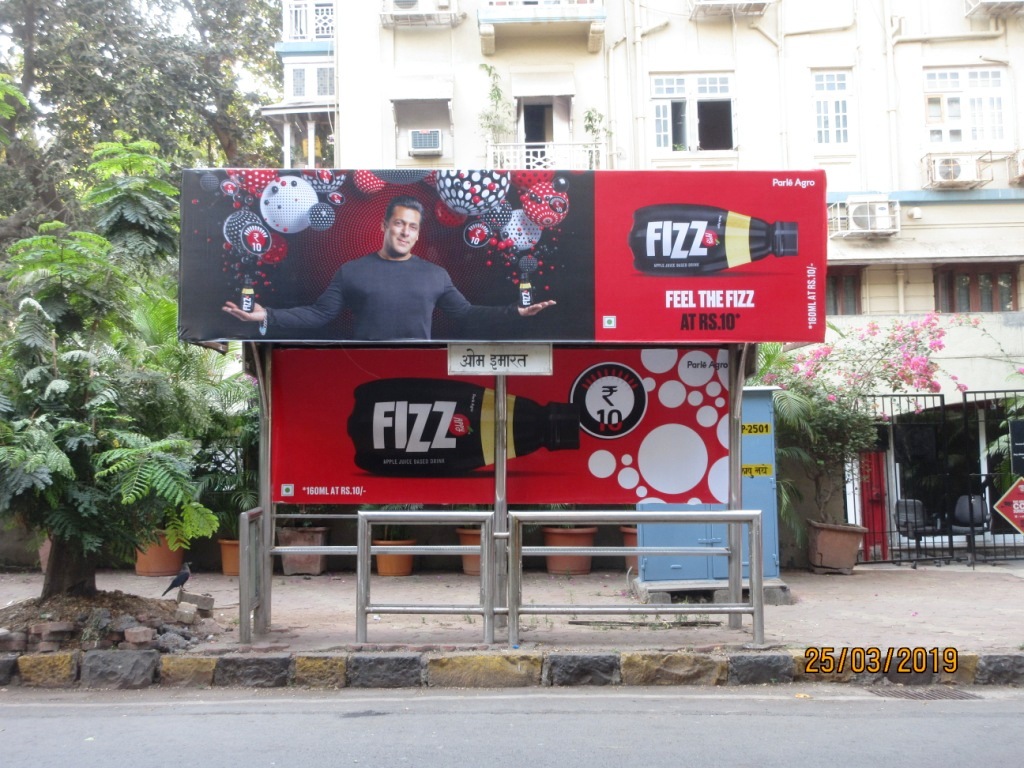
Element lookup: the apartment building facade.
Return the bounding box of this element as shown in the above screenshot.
[261,1,1024,559]
[263,0,1024,395]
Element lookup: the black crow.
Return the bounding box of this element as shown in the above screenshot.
[162,561,191,596]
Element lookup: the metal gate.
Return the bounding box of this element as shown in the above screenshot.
[848,390,1024,565]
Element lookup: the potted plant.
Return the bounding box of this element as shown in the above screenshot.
[370,504,420,577]
[135,501,219,576]
[756,316,958,573]
[582,107,610,169]
[478,63,515,155]
[194,397,260,577]
[620,524,638,573]
[213,494,246,577]
[276,505,330,576]
[541,524,598,575]
[454,525,482,576]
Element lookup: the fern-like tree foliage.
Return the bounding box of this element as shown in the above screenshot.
[0,138,239,599]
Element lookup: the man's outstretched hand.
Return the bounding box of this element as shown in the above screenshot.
[222,301,267,323]
[517,300,556,317]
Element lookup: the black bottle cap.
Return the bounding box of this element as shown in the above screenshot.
[772,222,799,256]
[545,403,581,451]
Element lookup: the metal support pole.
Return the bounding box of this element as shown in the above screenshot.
[727,344,748,629]
[482,513,495,644]
[508,513,521,647]
[749,511,765,645]
[494,374,508,629]
[356,513,370,643]
[249,343,272,636]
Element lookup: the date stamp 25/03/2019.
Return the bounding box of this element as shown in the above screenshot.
[804,647,959,675]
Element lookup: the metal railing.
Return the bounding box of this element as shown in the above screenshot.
[238,507,264,644]
[240,507,765,646]
[508,510,764,647]
[356,510,496,643]
[487,141,606,170]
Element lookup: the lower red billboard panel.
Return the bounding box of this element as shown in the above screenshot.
[271,347,733,506]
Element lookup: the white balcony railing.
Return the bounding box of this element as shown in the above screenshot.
[487,141,606,170]
[484,0,598,7]
[284,1,335,42]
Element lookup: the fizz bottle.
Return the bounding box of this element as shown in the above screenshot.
[240,275,257,312]
[517,255,538,308]
[347,378,580,476]
[629,204,798,275]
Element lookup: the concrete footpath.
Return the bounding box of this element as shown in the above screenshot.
[2,561,1023,689]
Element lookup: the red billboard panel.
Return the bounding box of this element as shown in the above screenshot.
[271,347,734,505]
[179,169,826,344]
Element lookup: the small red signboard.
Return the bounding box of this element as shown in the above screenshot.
[993,477,1024,535]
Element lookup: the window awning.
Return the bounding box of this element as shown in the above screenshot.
[508,69,576,98]
[829,236,1023,264]
[389,76,454,103]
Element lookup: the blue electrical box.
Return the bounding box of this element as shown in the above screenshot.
[638,387,780,581]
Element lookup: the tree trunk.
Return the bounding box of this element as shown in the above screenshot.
[40,537,99,600]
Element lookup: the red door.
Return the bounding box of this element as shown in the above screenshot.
[859,451,888,561]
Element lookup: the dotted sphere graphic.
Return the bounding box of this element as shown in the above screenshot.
[436,170,509,216]
[376,170,431,185]
[224,209,266,253]
[518,255,539,274]
[260,176,318,233]
[501,208,543,251]
[305,169,346,193]
[308,202,336,232]
[199,173,221,192]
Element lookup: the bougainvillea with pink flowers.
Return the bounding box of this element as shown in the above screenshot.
[757,313,971,534]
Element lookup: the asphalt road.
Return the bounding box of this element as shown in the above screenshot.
[1,686,1021,767]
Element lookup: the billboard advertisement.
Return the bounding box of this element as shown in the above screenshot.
[271,346,735,506]
[179,169,826,344]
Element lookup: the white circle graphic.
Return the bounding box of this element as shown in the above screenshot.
[697,405,719,428]
[658,380,686,408]
[708,457,730,503]
[717,413,730,449]
[641,348,678,374]
[688,390,704,406]
[618,467,640,489]
[588,450,617,479]
[678,350,716,387]
[716,348,731,389]
[637,424,708,494]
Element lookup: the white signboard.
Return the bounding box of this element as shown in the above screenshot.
[448,344,553,376]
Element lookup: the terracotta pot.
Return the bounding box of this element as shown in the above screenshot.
[455,527,482,576]
[620,525,638,573]
[373,539,417,577]
[135,533,185,577]
[276,526,330,575]
[219,539,240,576]
[542,526,598,576]
[807,520,869,574]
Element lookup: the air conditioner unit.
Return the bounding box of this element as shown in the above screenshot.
[845,195,899,235]
[930,154,978,186]
[409,129,443,157]
[1012,149,1024,184]
[436,0,450,8]
[393,0,419,8]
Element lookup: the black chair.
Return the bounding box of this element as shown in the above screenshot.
[894,499,942,563]
[950,494,989,565]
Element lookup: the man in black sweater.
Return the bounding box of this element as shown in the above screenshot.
[222,195,554,340]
